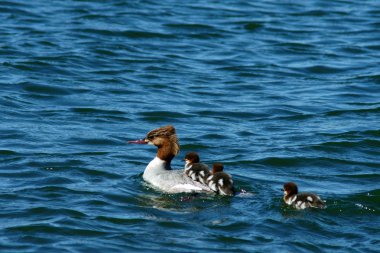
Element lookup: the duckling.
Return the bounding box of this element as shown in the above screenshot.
[282,182,325,209]
[183,152,210,185]
[207,163,235,196]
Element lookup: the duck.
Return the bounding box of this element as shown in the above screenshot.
[282,182,325,209]
[207,163,235,196]
[183,152,211,185]
[129,125,213,193]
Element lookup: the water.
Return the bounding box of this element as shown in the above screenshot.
[1,0,380,252]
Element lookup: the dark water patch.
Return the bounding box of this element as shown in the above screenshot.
[0,1,30,8]
[81,199,110,207]
[256,156,380,169]
[103,88,139,95]
[26,159,87,169]
[352,74,380,84]
[0,149,18,155]
[214,235,253,245]
[16,206,88,219]
[165,23,217,31]
[206,221,252,231]
[6,224,108,237]
[96,216,147,225]
[255,157,304,167]
[138,111,191,122]
[16,235,56,245]
[75,13,113,20]
[28,176,76,186]
[156,220,191,229]
[72,151,110,156]
[93,48,119,56]
[311,139,380,150]
[16,186,99,197]
[242,22,264,31]
[200,133,229,140]
[364,129,380,137]
[90,69,132,75]
[76,167,123,180]
[5,61,73,76]
[71,107,126,116]
[292,9,329,17]
[195,110,264,120]
[185,32,226,39]
[19,82,71,96]
[325,107,380,116]
[338,46,369,55]
[320,129,380,139]
[180,143,210,151]
[38,40,59,47]
[303,65,347,74]
[0,6,42,18]
[71,28,174,39]
[0,169,43,179]
[276,113,315,121]
[70,137,121,146]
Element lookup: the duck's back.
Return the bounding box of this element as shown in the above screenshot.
[143,157,212,193]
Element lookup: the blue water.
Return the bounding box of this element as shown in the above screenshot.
[1,0,380,252]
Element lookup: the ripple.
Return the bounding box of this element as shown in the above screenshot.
[71,107,126,115]
[138,111,192,122]
[96,216,147,225]
[0,149,18,155]
[325,107,380,116]
[72,28,174,39]
[6,224,108,236]
[304,65,347,74]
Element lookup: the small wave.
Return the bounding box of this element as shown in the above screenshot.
[195,110,262,120]
[77,167,123,180]
[71,28,174,39]
[96,215,147,225]
[312,139,380,149]
[325,190,380,215]
[71,107,126,116]
[0,6,42,18]
[138,111,192,122]
[69,137,122,146]
[0,149,18,155]
[165,23,216,30]
[325,107,380,116]
[6,223,108,236]
[18,82,72,95]
[25,206,87,218]
[304,65,347,74]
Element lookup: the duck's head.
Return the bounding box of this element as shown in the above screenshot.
[129,125,180,161]
[184,152,200,166]
[282,182,298,198]
[212,163,224,174]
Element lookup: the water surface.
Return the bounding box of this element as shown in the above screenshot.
[1,0,379,252]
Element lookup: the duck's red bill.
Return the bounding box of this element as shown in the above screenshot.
[128,139,148,144]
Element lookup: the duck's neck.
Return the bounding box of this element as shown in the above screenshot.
[156,139,176,166]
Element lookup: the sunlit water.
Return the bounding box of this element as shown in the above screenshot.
[1,0,379,252]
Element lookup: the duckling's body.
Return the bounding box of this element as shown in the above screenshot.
[207,163,235,196]
[184,152,210,184]
[283,182,325,209]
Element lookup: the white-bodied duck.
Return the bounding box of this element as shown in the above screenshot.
[129,125,213,193]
